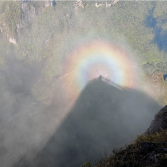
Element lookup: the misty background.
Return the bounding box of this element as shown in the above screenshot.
[12,77,161,167]
[0,1,166,167]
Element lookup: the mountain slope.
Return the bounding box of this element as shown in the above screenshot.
[91,105,167,167]
[13,78,160,167]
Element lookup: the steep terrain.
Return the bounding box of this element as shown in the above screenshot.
[0,1,167,167]
[0,1,167,104]
[13,78,160,167]
[87,105,167,167]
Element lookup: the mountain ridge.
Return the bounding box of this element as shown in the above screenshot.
[85,105,167,167]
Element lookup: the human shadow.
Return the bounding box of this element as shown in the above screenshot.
[13,77,161,167]
[145,4,167,53]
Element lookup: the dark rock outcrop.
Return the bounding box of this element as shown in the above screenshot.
[145,105,167,135]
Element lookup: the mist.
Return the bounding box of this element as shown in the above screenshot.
[0,53,161,167]
[0,1,165,167]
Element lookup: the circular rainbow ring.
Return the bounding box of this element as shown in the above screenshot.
[62,40,137,95]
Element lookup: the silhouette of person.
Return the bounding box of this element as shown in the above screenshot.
[98,75,102,80]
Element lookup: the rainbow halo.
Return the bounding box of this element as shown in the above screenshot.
[62,40,136,95]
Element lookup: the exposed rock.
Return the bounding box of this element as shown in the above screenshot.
[95,0,118,8]
[74,0,84,14]
[17,2,46,34]
[106,2,112,8]
[9,37,17,45]
[112,0,119,5]
[144,105,167,135]
[95,3,104,8]
[0,22,10,39]
[16,6,37,35]
[45,0,53,8]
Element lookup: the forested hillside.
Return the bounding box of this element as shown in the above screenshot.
[0,1,167,104]
[0,0,167,69]
[1,1,167,61]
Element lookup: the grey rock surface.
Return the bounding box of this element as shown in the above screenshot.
[144,105,167,135]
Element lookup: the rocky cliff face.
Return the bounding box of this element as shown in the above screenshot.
[144,105,167,135]
[18,1,55,30]
[92,105,167,167]
[0,1,117,44]
[0,1,53,43]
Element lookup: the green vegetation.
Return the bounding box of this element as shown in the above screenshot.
[0,1,21,37]
[0,1,167,64]
[81,161,91,167]
[0,1,167,103]
[83,129,167,167]
[135,129,167,144]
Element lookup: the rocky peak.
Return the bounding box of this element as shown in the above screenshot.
[73,0,84,14]
[95,0,118,8]
[44,0,54,8]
